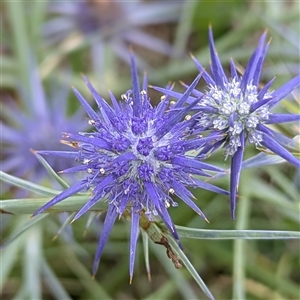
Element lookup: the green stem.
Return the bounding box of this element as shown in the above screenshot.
[233,174,251,299]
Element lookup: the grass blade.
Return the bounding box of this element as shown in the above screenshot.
[167,235,215,300]
[0,171,59,197]
[1,214,49,249]
[33,152,70,189]
[176,227,300,239]
[0,196,107,215]
[41,258,72,300]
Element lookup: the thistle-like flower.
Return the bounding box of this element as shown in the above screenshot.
[43,0,182,68]
[1,66,87,186]
[154,28,300,220]
[33,54,228,281]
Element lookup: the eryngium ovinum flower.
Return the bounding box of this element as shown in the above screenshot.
[1,67,87,186]
[155,28,300,220]
[33,54,228,281]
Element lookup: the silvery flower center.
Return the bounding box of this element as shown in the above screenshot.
[199,78,271,156]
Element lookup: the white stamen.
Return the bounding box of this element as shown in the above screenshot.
[169,188,175,194]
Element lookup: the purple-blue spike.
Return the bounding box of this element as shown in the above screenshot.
[230,58,238,79]
[261,134,300,168]
[240,31,267,89]
[37,150,79,159]
[257,77,276,101]
[62,132,111,150]
[72,175,115,221]
[83,76,118,123]
[173,73,202,109]
[191,54,215,86]
[109,91,121,113]
[142,72,148,92]
[229,132,245,220]
[130,51,141,117]
[171,156,225,172]
[208,27,228,87]
[72,87,99,121]
[172,181,208,221]
[269,75,300,107]
[60,165,89,173]
[182,134,224,152]
[92,205,118,277]
[252,40,270,87]
[266,114,300,124]
[155,98,200,139]
[192,178,230,196]
[129,210,140,284]
[32,181,86,217]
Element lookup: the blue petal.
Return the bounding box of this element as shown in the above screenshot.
[250,95,273,113]
[155,98,200,139]
[192,178,230,196]
[191,54,215,86]
[269,74,300,107]
[230,132,245,220]
[144,182,161,212]
[256,123,274,136]
[93,205,118,276]
[130,52,141,117]
[62,133,111,150]
[108,91,121,114]
[171,156,225,172]
[61,165,89,173]
[112,152,136,164]
[72,87,99,121]
[261,134,300,168]
[155,94,172,118]
[38,150,78,159]
[129,210,140,283]
[180,81,205,99]
[142,72,148,92]
[266,114,300,124]
[172,181,208,220]
[241,31,267,89]
[198,139,225,156]
[208,27,228,88]
[257,77,276,101]
[28,55,48,119]
[1,122,21,142]
[182,134,224,152]
[83,76,118,124]
[173,72,202,109]
[259,127,299,151]
[193,106,219,114]
[32,181,86,216]
[151,86,185,100]
[252,40,270,86]
[73,174,115,221]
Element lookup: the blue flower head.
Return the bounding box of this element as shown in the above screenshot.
[44,1,182,68]
[155,28,300,220]
[33,53,228,281]
[1,66,87,186]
